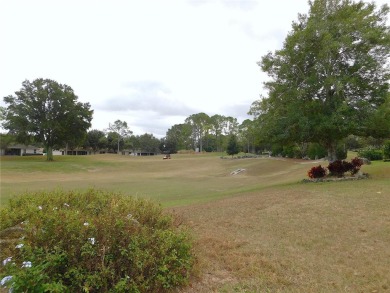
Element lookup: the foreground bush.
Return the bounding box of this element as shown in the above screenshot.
[0,190,193,292]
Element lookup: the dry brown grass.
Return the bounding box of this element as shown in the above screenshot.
[172,176,390,292]
[1,154,389,292]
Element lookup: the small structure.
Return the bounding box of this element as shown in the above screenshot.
[130,149,160,156]
[163,154,171,160]
[66,149,89,155]
[1,144,43,156]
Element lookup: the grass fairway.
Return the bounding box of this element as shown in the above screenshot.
[1,153,311,207]
[1,154,390,292]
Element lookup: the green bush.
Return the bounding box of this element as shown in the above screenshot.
[0,190,193,292]
[307,143,327,160]
[335,145,347,160]
[357,148,383,161]
[271,144,283,157]
[383,140,390,160]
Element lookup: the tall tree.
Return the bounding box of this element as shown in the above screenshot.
[137,133,161,153]
[164,123,193,153]
[0,133,16,153]
[222,116,239,136]
[255,0,390,161]
[226,134,240,157]
[209,114,226,152]
[107,120,132,154]
[85,129,106,154]
[238,119,257,153]
[3,78,93,161]
[185,113,210,152]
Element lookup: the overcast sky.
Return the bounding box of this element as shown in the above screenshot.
[1,0,388,138]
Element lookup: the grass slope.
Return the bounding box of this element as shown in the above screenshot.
[1,154,389,292]
[1,154,313,207]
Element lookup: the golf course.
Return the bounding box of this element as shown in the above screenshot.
[1,153,389,292]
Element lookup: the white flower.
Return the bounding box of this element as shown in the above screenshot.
[88,237,95,245]
[64,203,70,207]
[127,214,140,225]
[53,207,58,210]
[2,257,12,266]
[22,261,32,268]
[38,206,42,210]
[0,275,12,286]
[15,244,24,249]
[84,222,89,226]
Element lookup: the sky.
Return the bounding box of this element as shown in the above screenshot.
[1,0,388,138]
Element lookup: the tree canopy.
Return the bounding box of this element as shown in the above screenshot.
[226,134,240,157]
[3,78,93,160]
[252,0,390,161]
[107,120,133,154]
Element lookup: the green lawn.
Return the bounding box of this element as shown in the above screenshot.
[1,153,316,207]
[1,153,389,292]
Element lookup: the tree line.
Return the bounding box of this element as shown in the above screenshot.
[1,0,389,161]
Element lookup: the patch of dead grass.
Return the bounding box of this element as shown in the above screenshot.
[173,180,390,292]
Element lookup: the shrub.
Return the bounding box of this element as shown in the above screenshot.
[327,160,353,177]
[307,143,327,160]
[358,148,383,161]
[350,157,363,175]
[383,140,390,160]
[0,189,193,292]
[307,165,327,179]
[271,144,283,157]
[335,145,347,160]
[281,145,300,158]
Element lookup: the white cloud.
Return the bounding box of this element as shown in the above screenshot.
[2,0,387,137]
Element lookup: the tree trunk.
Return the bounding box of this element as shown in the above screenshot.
[327,142,337,162]
[46,145,54,161]
[117,138,120,155]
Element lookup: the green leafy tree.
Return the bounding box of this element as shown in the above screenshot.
[85,129,106,154]
[137,133,161,153]
[164,123,193,153]
[383,140,390,160]
[185,113,211,152]
[107,120,132,154]
[254,0,390,161]
[238,119,257,154]
[209,114,225,152]
[0,106,6,125]
[0,133,16,153]
[3,79,93,161]
[106,131,122,153]
[226,134,240,157]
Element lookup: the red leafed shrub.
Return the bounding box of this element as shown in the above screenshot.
[327,160,353,177]
[350,157,363,175]
[308,165,327,178]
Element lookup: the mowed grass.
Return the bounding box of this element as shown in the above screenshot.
[0,153,310,207]
[1,154,390,292]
